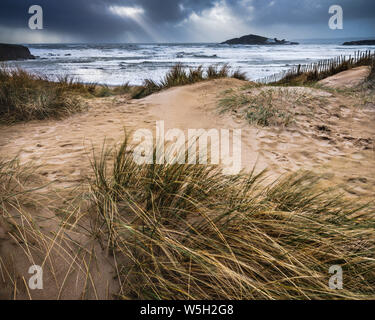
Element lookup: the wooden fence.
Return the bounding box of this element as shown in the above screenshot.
[257,50,375,84]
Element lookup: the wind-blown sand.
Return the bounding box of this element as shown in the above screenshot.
[0,68,374,299]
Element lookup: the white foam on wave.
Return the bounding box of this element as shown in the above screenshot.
[8,43,375,86]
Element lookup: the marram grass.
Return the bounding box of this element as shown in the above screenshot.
[0,66,86,123]
[132,64,248,99]
[0,66,132,123]
[1,140,374,300]
[88,138,375,300]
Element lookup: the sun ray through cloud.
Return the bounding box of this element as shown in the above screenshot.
[109,5,162,42]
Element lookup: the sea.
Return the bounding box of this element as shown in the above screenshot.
[8,39,375,86]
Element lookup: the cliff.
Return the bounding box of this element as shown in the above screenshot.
[0,43,35,61]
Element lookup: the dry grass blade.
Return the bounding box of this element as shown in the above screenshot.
[88,137,375,300]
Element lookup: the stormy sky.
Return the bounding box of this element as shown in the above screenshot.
[0,0,374,43]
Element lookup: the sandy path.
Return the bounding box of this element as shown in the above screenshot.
[0,96,151,188]
[0,79,262,189]
[145,79,262,173]
[318,66,371,89]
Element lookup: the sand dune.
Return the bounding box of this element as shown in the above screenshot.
[0,69,374,299]
[0,73,373,197]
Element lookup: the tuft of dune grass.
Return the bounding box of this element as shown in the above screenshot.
[1,139,375,300]
[88,137,375,300]
[0,66,87,123]
[0,158,37,206]
[0,157,113,300]
[132,64,248,99]
[218,87,301,127]
[0,66,135,123]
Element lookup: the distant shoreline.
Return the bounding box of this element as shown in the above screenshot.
[343,39,375,46]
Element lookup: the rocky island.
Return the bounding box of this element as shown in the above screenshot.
[221,34,299,45]
[343,40,375,46]
[0,43,35,61]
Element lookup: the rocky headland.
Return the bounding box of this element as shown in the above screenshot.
[0,43,35,61]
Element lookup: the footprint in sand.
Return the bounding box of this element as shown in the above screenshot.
[60,143,74,148]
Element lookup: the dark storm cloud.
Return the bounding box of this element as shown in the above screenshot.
[134,0,214,22]
[0,0,374,42]
[234,0,375,25]
[0,0,220,40]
